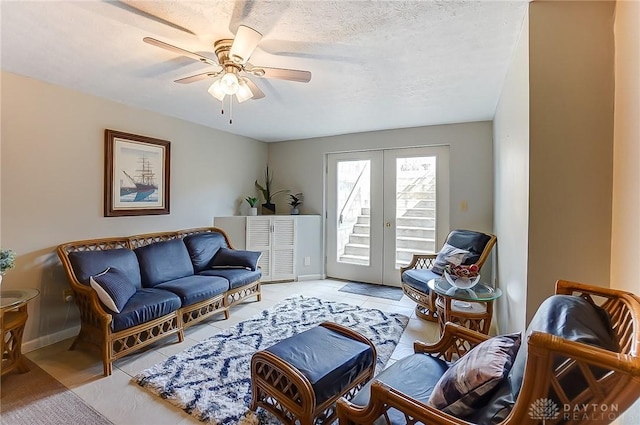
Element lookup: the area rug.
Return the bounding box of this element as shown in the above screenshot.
[0,358,113,425]
[339,281,404,301]
[134,295,409,424]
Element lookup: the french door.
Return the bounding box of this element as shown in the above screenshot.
[326,146,450,286]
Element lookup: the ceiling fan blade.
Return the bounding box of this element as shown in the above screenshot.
[244,78,265,100]
[229,25,262,65]
[249,66,312,83]
[174,71,222,84]
[143,37,218,66]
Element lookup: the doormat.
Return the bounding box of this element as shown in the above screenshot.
[338,281,404,301]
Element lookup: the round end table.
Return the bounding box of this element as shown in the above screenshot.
[428,278,502,336]
[1,288,40,376]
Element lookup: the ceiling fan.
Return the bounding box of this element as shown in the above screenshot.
[143,25,312,118]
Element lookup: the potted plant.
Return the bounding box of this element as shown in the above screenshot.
[288,193,303,215]
[245,196,259,216]
[0,249,16,286]
[255,166,288,215]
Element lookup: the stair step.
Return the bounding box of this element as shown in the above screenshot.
[344,243,370,256]
[338,254,370,265]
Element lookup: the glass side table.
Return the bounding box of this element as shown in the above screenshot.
[1,288,40,376]
[428,278,502,336]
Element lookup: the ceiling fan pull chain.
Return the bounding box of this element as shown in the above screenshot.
[229,97,233,125]
[221,96,225,115]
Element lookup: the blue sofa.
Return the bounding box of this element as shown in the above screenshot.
[57,227,262,376]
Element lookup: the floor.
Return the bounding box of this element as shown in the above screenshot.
[25,279,441,425]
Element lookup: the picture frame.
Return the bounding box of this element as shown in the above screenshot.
[104,129,170,217]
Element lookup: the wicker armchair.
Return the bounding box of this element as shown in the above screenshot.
[337,280,640,425]
[401,229,496,321]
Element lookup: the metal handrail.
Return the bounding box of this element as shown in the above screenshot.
[339,163,369,224]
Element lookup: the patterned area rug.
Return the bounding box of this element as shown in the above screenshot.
[134,295,409,424]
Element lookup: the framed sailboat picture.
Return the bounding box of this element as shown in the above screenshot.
[104,129,170,217]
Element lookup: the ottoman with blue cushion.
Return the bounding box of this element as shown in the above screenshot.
[250,322,377,425]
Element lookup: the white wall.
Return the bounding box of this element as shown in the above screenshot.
[0,71,267,349]
[527,0,615,322]
[612,1,640,423]
[493,10,529,334]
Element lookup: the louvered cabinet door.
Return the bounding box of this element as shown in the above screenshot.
[271,217,296,280]
[246,217,272,281]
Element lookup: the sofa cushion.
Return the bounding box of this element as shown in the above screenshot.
[431,243,471,275]
[199,268,262,290]
[134,239,194,287]
[428,333,521,417]
[183,232,229,273]
[111,288,181,332]
[401,268,440,292]
[351,353,450,425]
[211,247,262,271]
[68,248,142,289]
[474,295,619,424]
[265,325,375,405]
[90,267,137,313]
[154,275,229,306]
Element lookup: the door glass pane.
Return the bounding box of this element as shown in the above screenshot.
[337,160,370,265]
[395,156,437,268]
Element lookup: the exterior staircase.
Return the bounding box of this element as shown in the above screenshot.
[339,175,437,267]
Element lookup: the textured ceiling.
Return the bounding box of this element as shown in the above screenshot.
[1,1,528,142]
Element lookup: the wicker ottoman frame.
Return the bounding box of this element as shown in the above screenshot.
[250,322,377,425]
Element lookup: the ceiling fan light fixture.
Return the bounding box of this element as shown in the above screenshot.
[229,25,262,64]
[220,72,240,95]
[208,79,226,101]
[236,78,254,103]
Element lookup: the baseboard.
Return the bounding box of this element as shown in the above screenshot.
[22,325,80,353]
[296,274,324,281]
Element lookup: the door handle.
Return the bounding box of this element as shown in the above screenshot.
[385,222,392,228]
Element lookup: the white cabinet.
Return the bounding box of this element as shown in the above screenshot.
[214,215,322,282]
[246,216,296,281]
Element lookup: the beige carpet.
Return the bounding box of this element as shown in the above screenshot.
[0,358,112,425]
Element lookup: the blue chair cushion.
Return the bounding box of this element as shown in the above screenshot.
[266,325,375,405]
[199,268,262,290]
[111,288,181,332]
[68,248,142,289]
[154,275,229,306]
[446,230,492,265]
[351,353,450,425]
[134,239,194,287]
[89,267,137,313]
[474,295,619,424]
[401,268,440,293]
[183,232,229,273]
[211,247,262,271]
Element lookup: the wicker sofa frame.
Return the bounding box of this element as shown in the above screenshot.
[57,227,261,376]
[337,279,640,425]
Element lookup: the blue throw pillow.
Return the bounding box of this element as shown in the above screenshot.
[89,267,136,313]
[210,247,262,271]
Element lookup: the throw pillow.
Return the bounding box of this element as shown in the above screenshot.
[431,243,471,275]
[211,247,262,271]
[428,333,521,418]
[89,267,136,313]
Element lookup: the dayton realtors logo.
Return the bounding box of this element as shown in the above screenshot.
[528,398,620,423]
[528,398,560,424]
